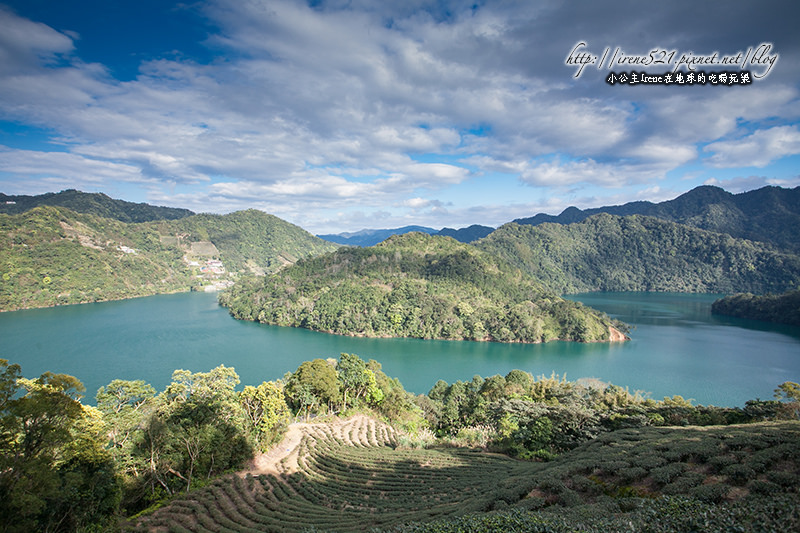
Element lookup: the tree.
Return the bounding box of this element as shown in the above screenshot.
[775,381,800,419]
[130,366,253,500]
[240,381,291,449]
[96,379,157,476]
[0,360,119,532]
[285,359,340,417]
[337,353,383,411]
[775,381,800,402]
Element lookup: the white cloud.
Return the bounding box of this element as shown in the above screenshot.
[1,0,799,232]
[704,126,800,168]
[0,7,75,75]
[703,175,800,192]
[0,146,149,184]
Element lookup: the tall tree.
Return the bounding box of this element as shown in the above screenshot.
[240,381,291,449]
[0,360,119,532]
[285,359,340,417]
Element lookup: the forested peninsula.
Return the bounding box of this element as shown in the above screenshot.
[219,232,627,343]
[712,289,800,326]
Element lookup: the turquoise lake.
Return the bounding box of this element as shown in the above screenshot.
[1,291,798,406]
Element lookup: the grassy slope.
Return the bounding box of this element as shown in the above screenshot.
[131,418,800,533]
[478,214,800,295]
[220,232,623,343]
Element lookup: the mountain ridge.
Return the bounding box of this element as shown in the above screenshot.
[478,213,800,295]
[514,185,800,253]
[0,189,195,223]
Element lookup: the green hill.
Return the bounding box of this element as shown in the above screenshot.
[0,189,194,223]
[514,185,800,254]
[477,214,800,295]
[220,232,625,343]
[164,209,340,275]
[0,206,338,311]
[711,289,800,326]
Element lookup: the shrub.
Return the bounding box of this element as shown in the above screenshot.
[650,463,686,485]
[765,470,799,487]
[749,479,781,495]
[689,483,729,503]
[721,464,755,486]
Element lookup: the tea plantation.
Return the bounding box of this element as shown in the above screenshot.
[130,418,800,532]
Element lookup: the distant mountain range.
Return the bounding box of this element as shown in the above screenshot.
[479,213,800,295]
[318,224,494,246]
[514,185,800,253]
[4,185,800,314]
[317,185,800,251]
[317,226,439,247]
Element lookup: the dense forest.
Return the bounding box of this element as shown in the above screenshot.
[477,214,800,294]
[0,205,338,311]
[712,289,800,326]
[220,232,626,343]
[2,356,798,532]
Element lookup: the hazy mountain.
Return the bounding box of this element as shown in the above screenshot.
[317,225,438,246]
[0,189,194,223]
[437,224,494,243]
[318,224,497,246]
[513,185,800,253]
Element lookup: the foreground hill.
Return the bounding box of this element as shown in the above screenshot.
[0,206,338,311]
[132,418,800,532]
[514,185,800,254]
[220,232,625,343]
[0,189,194,222]
[477,214,800,294]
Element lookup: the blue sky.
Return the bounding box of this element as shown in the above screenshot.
[1,0,799,233]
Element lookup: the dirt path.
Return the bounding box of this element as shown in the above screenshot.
[240,414,378,477]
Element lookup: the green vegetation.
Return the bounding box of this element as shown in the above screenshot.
[166,209,339,275]
[220,232,625,343]
[0,205,338,311]
[0,189,194,223]
[0,206,196,310]
[2,356,799,532]
[396,422,800,532]
[478,214,800,294]
[712,289,800,326]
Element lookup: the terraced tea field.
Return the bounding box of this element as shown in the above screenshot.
[131,418,800,532]
[131,416,539,532]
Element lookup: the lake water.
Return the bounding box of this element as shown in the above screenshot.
[1,291,798,407]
